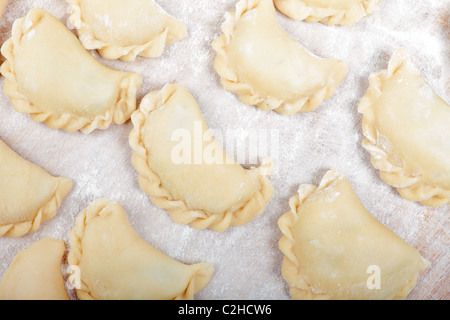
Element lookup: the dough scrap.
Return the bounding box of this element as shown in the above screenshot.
[129,84,274,232]
[0,9,142,133]
[212,0,348,115]
[68,199,214,300]
[274,0,381,26]
[67,0,186,62]
[278,170,430,300]
[0,139,73,238]
[0,238,70,300]
[358,49,450,207]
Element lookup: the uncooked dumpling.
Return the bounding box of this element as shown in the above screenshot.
[274,0,381,26]
[0,238,70,300]
[129,84,274,232]
[0,9,142,133]
[0,139,73,238]
[67,0,186,61]
[359,49,450,207]
[212,0,348,115]
[68,199,214,300]
[278,170,430,300]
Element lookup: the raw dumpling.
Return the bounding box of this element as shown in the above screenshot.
[0,238,70,300]
[0,139,73,238]
[68,199,214,300]
[274,0,381,26]
[67,0,187,61]
[358,49,450,207]
[129,84,274,232]
[0,9,142,134]
[278,170,430,300]
[212,0,348,115]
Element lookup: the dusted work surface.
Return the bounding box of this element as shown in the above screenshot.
[0,0,448,300]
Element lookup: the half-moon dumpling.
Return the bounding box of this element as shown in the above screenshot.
[67,0,186,62]
[358,49,450,207]
[278,170,430,300]
[0,139,73,238]
[212,0,348,115]
[129,84,274,232]
[0,238,70,300]
[68,199,214,300]
[274,0,381,26]
[0,9,142,134]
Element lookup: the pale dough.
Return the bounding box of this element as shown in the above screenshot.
[0,9,142,133]
[212,0,348,115]
[67,0,186,62]
[68,199,214,300]
[0,238,70,300]
[129,84,274,232]
[0,139,73,238]
[358,49,450,207]
[274,0,381,26]
[278,170,430,300]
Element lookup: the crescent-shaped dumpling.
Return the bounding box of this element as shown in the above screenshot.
[68,199,214,300]
[67,0,187,62]
[212,0,348,115]
[278,170,430,300]
[0,9,142,134]
[358,49,450,207]
[0,139,73,238]
[129,84,274,232]
[0,238,69,300]
[274,0,381,26]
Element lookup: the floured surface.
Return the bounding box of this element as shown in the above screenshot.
[0,0,448,300]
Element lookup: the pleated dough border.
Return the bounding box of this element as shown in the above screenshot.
[67,0,186,62]
[278,170,341,300]
[0,178,73,238]
[358,48,450,207]
[129,84,274,232]
[212,0,346,115]
[0,9,142,134]
[68,199,213,300]
[274,0,381,26]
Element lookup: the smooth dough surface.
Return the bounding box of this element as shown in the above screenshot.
[0,9,142,133]
[0,139,73,238]
[358,49,450,207]
[0,238,69,300]
[212,0,348,115]
[278,170,430,300]
[68,199,214,300]
[129,84,274,232]
[274,0,381,26]
[67,0,186,61]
